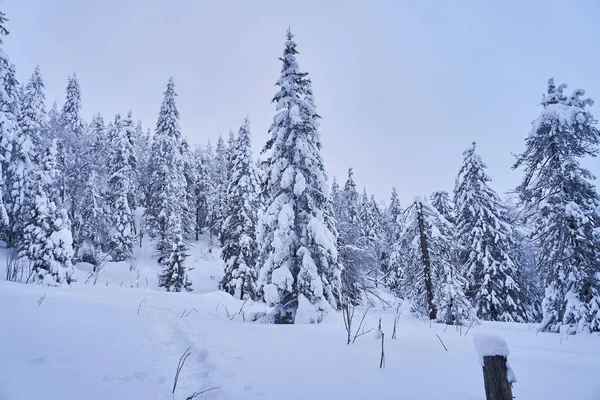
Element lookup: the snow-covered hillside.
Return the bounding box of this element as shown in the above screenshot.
[1,238,599,400]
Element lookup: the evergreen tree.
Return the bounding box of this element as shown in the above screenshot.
[397,198,472,322]
[193,146,211,239]
[107,114,135,261]
[358,189,387,285]
[257,30,341,323]
[514,79,600,333]
[133,120,151,207]
[430,191,455,225]
[384,187,405,291]
[210,135,227,240]
[0,18,17,239]
[122,111,138,211]
[19,140,75,285]
[145,78,191,292]
[219,117,260,299]
[8,66,44,247]
[57,74,86,247]
[334,169,373,305]
[180,136,197,241]
[455,142,528,322]
[78,170,108,264]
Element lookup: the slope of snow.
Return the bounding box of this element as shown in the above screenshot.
[1,238,600,400]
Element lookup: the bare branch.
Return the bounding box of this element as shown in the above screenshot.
[186,387,220,399]
[184,308,198,318]
[137,298,147,315]
[352,307,371,344]
[436,334,448,352]
[230,299,248,321]
[172,348,192,395]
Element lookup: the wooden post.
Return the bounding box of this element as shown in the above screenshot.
[481,355,513,400]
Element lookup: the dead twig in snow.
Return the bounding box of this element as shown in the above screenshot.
[436,334,448,352]
[220,304,231,319]
[380,331,386,368]
[230,299,248,321]
[180,308,187,318]
[37,293,46,306]
[392,302,402,340]
[464,319,476,336]
[184,308,198,318]
[172,347,192,395]
[137,298,147,315]
[352,307,371,344]
[186,387,220,399]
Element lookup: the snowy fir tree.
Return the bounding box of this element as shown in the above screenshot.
[333,169,374,305]
[0,19,18,240]
[395,197,472,322]
[430,191,456,226]
[145,78,191,292]
[210,134,227,241]
[514,79,600,333]
[7,66,44,248]
[78,170,108,265]
[107,114,135,261]
[133,120,151,207]
[19,140,75,285]
[179,136,197,241]
[121,111,138,211]
[454,142,528,322]
[57,74,86,246]
[257,30,341,323]
[358,190,387,286]
[219,117,260,300]
[193,146,212,239]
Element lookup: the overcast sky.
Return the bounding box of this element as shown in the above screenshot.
[4,0,600,205]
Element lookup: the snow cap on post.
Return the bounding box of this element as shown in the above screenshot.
[473,333,510,365]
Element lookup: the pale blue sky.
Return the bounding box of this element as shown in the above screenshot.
[4,0,600,204]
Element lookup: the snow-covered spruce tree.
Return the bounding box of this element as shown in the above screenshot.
[193,146,212,239]
[89,113,108,168]
[257,30,341,323]
[397,198,473,322]
[358,189,387,286]
[18,66,47,150]
[145,78,191,292]
[46,101,60,140]
[504,196,543,322]
[19,140,75,285]
[133,120,151,207]
[106,114,135,261]
[514,79,600,333]
[122,111,138,212]
[57,74,86,247]
[384,187,406,292]
[225,128,235,181]
[8,66,45,248]
[334,169,374,305]
[454,142,528,322]
[78,170,108,265]
[210,135,227,241]
[430,191,456,226]
[0,15,18,241]
[180,137,197,241]
[219,117,260,299]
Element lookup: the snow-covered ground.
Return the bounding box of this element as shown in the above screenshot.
[1,238,600,400]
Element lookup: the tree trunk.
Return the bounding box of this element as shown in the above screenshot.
[481,356,514,400]
[416,202,436,320]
